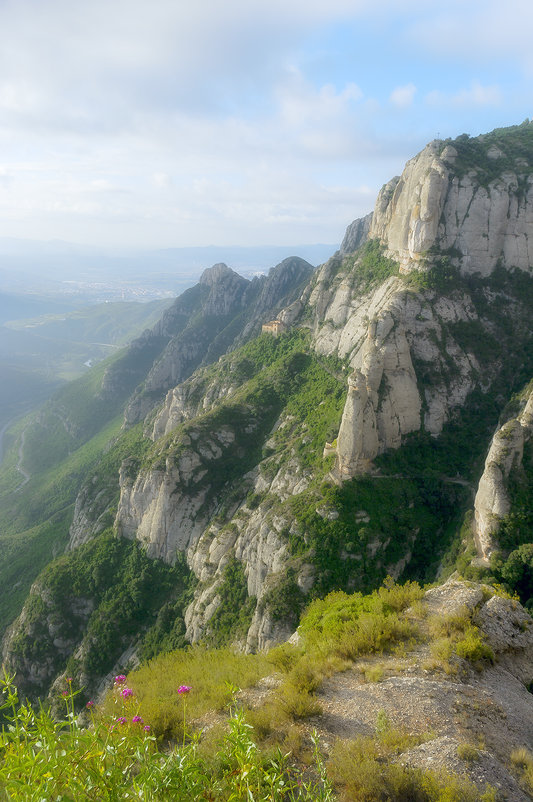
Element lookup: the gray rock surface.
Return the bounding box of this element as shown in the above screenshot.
[474,387,533,561]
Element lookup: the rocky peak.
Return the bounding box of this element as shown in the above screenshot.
[243,256,313,319]
[199,262,244,287]
[339,211,373,255]
[370,123,533,277]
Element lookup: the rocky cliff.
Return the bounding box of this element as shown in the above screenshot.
[474,385,533,562]
[108,117,533,651]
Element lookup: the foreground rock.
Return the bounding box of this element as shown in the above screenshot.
[298,579,533,801]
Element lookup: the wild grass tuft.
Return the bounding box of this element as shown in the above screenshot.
[511,747,533,794]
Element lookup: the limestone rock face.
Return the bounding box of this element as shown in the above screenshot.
[2,583,94,698]
[183,455,312,649]
[68,479,114,550]
[370,130,533,276]
[115,426,240,561]
[370,142,449,268]
[474,388,533,561]
[339,211,373,254]
[306,264,482,476]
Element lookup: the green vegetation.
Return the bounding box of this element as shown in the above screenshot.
[284,476,462,601]
[0,413,125,634]
[119,647,270,741]
[0,579,504,799]
[10,531,195,698]
[298,580,423,659]
[329,735,495,801]
[403,253,462,293]
[206,557,257,646]
[424,608,494,675]
[0,674,334,801]
[444,120,533,186]
[489,436,533,609]
[511,747,533,797]
[346,239,400,289]
[21,353,128,473]
[0,343,153,635]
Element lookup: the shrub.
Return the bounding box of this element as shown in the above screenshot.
[299,581,423,659]
[455,625,494,664]
[457,742,480,762]
[328,735,496,801]
[510,747,533,795]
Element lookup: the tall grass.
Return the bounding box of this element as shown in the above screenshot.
[0,671,334,801]
[113,646,271,741]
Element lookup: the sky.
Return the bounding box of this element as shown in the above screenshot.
[0,0,532,250]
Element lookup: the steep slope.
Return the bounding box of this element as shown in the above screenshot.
[3,122,533,703]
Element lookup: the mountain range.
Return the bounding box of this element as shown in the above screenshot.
[0,123,531,781]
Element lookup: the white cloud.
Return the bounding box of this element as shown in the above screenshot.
[152,172,172,189]
[0,0,525,249]
[425,81,502,108]
[389,83,417,108]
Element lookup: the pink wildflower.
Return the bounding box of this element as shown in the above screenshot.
[144,725,150,732]
[132,715,143,724]
[61,690,69,697]
[65,677,73,683]
[116,716,127,725]
[114,674,127,685]
[86,700,95,709]
[177,685,192,695]
[121,687,134,699]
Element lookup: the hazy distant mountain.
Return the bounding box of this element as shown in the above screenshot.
[0,241,337,302]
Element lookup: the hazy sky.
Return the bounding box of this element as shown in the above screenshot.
[0,0,532,249]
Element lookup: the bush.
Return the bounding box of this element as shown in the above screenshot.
[299,580,424,659]
[328,735,496,801]
[457,743,480,762]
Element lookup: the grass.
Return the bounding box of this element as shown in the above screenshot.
[0,672,335,801]
[422,608,494,675]
[111,647,271,741]
[0,576,507,800]
[510,747,533,796]
[328,734,496,801]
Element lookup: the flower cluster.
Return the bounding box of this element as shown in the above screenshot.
[121,687,134,699]
[114,675,127,685]
[177,685,192,695]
